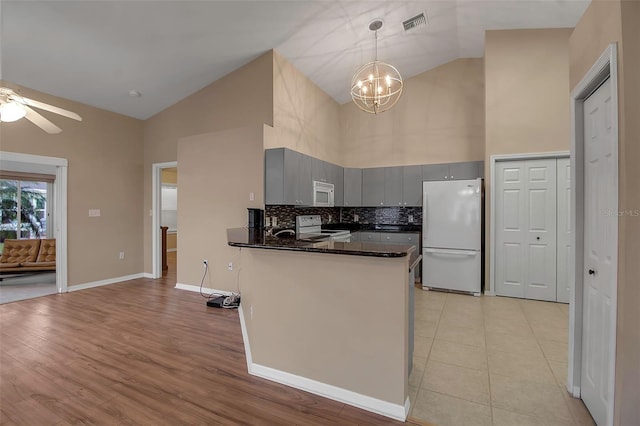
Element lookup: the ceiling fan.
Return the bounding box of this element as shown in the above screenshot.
[0,86,82,134]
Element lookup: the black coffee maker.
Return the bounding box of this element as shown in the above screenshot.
[247,208,264,229]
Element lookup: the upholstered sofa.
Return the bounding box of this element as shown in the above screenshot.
[0,238,56,273]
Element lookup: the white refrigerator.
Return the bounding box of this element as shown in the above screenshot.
[422,179,482,295]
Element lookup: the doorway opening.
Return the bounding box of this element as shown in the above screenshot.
[152,161,177,279]
[0,152,68,302]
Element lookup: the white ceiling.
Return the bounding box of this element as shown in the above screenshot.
[1,0,590,120]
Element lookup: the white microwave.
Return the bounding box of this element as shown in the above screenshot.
[313,181,334,207]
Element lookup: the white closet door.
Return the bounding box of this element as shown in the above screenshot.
[556,158,571,303]
[581,77,616,426]
[495,161,527,298]
[523,159,557,301]
[495,159,558,301]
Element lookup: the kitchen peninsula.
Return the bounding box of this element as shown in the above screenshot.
[227,228,420,420]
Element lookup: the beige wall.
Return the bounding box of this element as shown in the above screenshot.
[0,83,144,286]
[617,3,640,424]
[143,51,274,273]
[270,51,342,165]
[484,28,572,287]
[176,125,265,291]
[240,248,408,406]
[570,1,640,424]
[340,58,485,168]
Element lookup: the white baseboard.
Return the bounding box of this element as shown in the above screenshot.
[68,273,145,292]
[174,283,233,296]
[143,272,154,279]
[248,363,408,421]
[238,304,253,367]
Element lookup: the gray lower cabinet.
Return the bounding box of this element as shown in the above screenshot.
[362,168,385,206]
[342,168,362,207]
[382,232,420,245]
[358,231,381,242]
[422,161,483,181]
[402,165,423,206]
[265,148,312,205]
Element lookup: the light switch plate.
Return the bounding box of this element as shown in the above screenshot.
[89,209,101,217]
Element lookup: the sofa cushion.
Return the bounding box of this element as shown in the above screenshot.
[21,261,56,267]
[36,239,56,262]
[0,262,21,268]
[0,239,41,264]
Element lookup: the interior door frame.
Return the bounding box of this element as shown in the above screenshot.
[488,151,570,297]
[151,161,177,279]
[0,151,68,293]
[568,43,618,426]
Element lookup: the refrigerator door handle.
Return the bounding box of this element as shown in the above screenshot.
[424,248,479,257]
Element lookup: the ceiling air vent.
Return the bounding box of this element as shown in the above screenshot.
[403,12,427,31]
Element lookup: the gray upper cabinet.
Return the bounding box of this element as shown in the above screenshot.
[312,158,330,183]
[384,167,403,206]
[402,166,423,206]
[329,162,344,206]
[422,161,483,181]
[422,163,451,181]
[342,168,361,207]
[362,168,385,206]
[265,148,312,205]
[449,161,481,180]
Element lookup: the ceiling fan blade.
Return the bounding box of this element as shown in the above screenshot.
[19,96,82,121]
[23,105,62,134]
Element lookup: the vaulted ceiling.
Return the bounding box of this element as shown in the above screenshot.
[1,1,590,119]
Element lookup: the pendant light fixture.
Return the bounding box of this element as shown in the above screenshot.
[350,20,403,114]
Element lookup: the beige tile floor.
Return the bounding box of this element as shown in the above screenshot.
[409,288,596,426]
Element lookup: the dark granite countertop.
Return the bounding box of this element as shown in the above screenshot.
[322,223,422,233]
[227,228,416,259]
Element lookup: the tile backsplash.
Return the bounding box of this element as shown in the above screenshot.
[265,205,422,228]
[340,207,422,225]
[265,206,341,228]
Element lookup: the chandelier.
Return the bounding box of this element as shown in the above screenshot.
[351,20,403,114]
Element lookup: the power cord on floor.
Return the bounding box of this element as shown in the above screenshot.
[199,259,241,308]
[199,261,225,301]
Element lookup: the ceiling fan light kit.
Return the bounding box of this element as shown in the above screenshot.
[0,101,26,122]
[351,20,403,114]
[0,86,82,134]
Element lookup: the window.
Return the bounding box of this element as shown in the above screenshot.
[0,178,51,241]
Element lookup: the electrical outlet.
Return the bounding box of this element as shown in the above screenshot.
[228,262,233,271]
[271,216,277,227]
[408,214,414,223]
[354,214,359,222]
[250,304,254,320]
[119,251,125,260]
[249,192,255,201]
[265,216,271,227]
[203,259,208,268]
[328,214,332,222]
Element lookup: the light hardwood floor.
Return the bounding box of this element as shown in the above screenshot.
[0,253,421,425]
